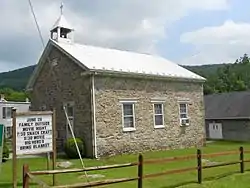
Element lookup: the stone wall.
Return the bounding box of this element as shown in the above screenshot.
[29,46,94,157]
[94,75,205,157]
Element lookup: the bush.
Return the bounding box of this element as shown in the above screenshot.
[64,138,85,159]
[3,138,10,160]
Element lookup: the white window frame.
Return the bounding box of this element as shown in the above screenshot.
[151,99,166,129]
[120,99,137,132]
[5,126,13,138]
[178,101,189,125]
[2,106,13,119]
[152,102,165,129]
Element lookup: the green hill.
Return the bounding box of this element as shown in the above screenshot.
[0,65,36,91]
[184,64,227,77]
[0,53,249,96]
[186,54,250,94]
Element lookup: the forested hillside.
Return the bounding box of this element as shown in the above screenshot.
[187,54,250,94]
[185,64,225,77]
[0,53,250,101]
[0,65,35,91]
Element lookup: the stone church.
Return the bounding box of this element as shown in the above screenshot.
[26,8,206,158]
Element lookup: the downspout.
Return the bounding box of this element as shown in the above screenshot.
[91,72,97,158]
[202,83,206,146]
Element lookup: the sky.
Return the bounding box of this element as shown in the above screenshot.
[1,0,250,73]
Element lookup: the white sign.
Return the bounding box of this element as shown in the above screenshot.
[16,114,53,155]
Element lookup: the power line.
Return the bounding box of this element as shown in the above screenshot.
[27,0,45,47]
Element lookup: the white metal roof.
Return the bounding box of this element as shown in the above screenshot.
[53,40,205,81]
[51,15,74,31]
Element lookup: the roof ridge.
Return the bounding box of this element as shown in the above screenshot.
[49,39,205,81]
[71,41,163,60]
[60,41,205,77]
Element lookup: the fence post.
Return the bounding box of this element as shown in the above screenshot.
[23,164,29,188]
[240,146,244,173]
[197,149,202,184]
[138,154,143,188]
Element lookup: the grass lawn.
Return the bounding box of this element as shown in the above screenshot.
[1,141,250,188]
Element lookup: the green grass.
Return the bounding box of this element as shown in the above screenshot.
[1,141,250,188]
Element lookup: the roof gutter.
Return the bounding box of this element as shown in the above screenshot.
[205,117,250,120]
[88,69,206,83]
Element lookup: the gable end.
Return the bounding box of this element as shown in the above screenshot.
[26,39,90,91]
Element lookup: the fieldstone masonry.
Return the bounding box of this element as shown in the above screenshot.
[94,76,205,157]
[29,46,94,157]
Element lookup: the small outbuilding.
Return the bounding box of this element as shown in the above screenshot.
[0,95,30,138]
[205,91,250,141]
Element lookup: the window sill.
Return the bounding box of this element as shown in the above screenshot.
[180,124,190,127]
[123,127,136,132]
[154,125,165,129]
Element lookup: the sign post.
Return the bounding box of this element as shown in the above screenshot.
[0,124,4,173]
[12,109,17,188]
[0,124,3,147]
[12,110,56,188]
[52,108,57,186]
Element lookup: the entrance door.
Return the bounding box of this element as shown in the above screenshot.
[209,123,223,139]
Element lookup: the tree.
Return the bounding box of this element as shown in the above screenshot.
[0,87,29,102]
[240,53,249,64]
[192,53,250,95]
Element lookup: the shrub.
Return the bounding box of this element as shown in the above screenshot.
[64,138,85,159]
[3,138,10,160]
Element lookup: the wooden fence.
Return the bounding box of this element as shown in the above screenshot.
[22,146,250,188]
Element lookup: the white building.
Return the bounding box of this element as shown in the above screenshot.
[0,94,30,138]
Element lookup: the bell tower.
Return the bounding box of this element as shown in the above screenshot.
[50,3,74,43]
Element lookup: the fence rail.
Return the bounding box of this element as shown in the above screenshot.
[30,162,138,175]
[54,177,139,188]
[202,150,239,158]
[143,154,197,164]
[202,160,241,169]
[23,146,250,188]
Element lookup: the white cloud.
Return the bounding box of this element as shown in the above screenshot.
[180,20,250,65]
[0,0,229,72]
[66,0,229,53]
